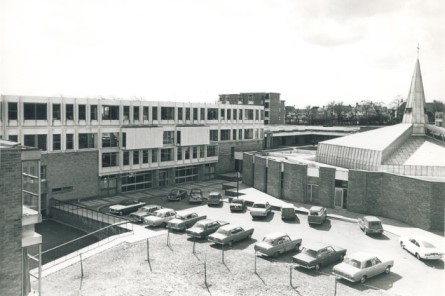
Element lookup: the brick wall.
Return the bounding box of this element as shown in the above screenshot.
[242,154,254,186]
[42,151,99,202]
[431,182,445,230]
[216,140,263,174]
[267,160,282,198]
[318,167,335,208]
[282,162,307,202]
[253,156,267,192]
[0,149,22,295]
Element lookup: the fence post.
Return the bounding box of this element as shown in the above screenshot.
[204,254,207,287]
[167,229,170,246]
[146,238,150,261]
[254,250,257,273]
[222,244,224,264]
[193,237,196,254]
[333,277,337,296]
[80,253,84,278]
[289,265,292,287]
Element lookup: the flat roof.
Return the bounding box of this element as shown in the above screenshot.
[404,141,445,166]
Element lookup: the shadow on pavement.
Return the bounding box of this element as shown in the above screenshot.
[367,233,390,240]
[422,258,444,270]
[309,219,332,231]
[251,212,275,222]
[339,272,402,291]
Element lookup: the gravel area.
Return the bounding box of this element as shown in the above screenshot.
[36,232,396,296]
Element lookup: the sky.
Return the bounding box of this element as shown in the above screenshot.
[1,0,444,108]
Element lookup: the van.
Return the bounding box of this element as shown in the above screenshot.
[281,203,296,220]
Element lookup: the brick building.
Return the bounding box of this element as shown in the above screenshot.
[219,92,285,125]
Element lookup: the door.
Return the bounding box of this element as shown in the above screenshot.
[334,188,344,209]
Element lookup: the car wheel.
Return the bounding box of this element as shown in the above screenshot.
[360,276,367,284]
[314,264,321,271]
[295,244,301,252]
[400,242,405,249]
[119,211,123,216]
[248,234,252,239]
[385,266,391,274]
[339,254,344,261]
[273,252,280,259]
[228,241,233,247]
[416,253,421,260]
[161,222,167,228]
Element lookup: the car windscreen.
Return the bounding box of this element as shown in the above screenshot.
[420,241,435,248]
[309,210,320,216]
[155,212,165,217]
[262,237,274,244]
[232,200,243,204]
[194,222,206,230]
[174,215,185,220]
[252,204,266,208]
[191,190,201,194]
[216,228,230,236]
[343,258,361,268]
[368,221,382,227]
[302,248,318,258]
[170,190,179,194]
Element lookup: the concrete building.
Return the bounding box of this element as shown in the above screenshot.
[219,92,285,125]
[0,140,42,295]
[0,96,264,212]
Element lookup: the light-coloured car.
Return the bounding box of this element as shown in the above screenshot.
[333,252,393,284]
[399,236,444,260]
[108,200,146,216]
[129,204,163,223]
[188,188,204,203]
[143,208,176,227]
[307,206,327,225]
[208,224,254,247]
[186,219,229,239]
[293,243,346,271]
[167,211,207,231]
[358,216,383,235]
[230,198,246,212]
[254,232,301,258]
[207,192,223,206]
[250,202,272,218]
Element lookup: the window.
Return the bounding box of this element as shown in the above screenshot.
[8,102,18,120]
[244,129,253,139]
[178,107,183,120]
[53,134,61,151]
[238,129,242,140]
[102,105,119,120]
[133,106,140,121]
[24,134,47,151]
[245,109,254,120]
[307,184,319,203]
[193,108,198,120]
[152,107,158,120]
[121,171,153,192]
[133,151,140,165]
[122,133,126,148]
[163,131,174,145]
[159,169,169,186]
[123,151,130,165]
[207,145,217,157]
[175,165,199,184]
[9,135,18,142]
[78,104,86,120]
[193,146,198,159]
[151,149,158,163]
[238,96,243,104]
[199,146,205,158]
[66,134,74,149]
[177,147,182,160]
[220,129,230,141]
[231,147,235,159]
[207,108,218,120]
[161,107,175,120]
[24,103,47,120]
[184,147,190,159]
[261,110,264,120]
[210,130,218,141]
[176,131,181,145]
[143,150,149,164]
[78,133,96,149]
[200,108,205,120]
[220,109,225,120]
[102,132,119,147]
[185,108,191,120]
[239,109,243,120]
[161,148,173,162]
[255,110,259,120]
[53,104,61,120]
[90,105,98,120]
[233,109,237,120]
[66,104,74,120]
[102,152,119,167]
[143,106,149,120]
[123,106,130,120]
[227,109,231,120]
[232,129,236,140]
[40,165,47,180]
[248,94,253,103]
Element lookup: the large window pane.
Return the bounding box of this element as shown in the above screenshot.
[161,107,175,120]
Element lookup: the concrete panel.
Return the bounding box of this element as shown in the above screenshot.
[282,162,307,202]
[267,159,282,198]
[242,153,254,186]
[318,167,335,208]
[254,156,267,192]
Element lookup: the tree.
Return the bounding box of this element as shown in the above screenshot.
[304,105,312,124]
[359,100,374,124]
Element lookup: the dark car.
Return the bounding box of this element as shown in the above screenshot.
[167,189,188,201]
[307,206,327,225]
[230,198,246,212]
[293,243,347,271]
[186,219,229,239]
[108,200,146,216]
[189,188,204,203]
[207,192,223,206]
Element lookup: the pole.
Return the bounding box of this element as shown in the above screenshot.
[146,238,150,261]
[80,253,84,278]
[254,250,257,273]
[167,228,170,246]
[193,237,196,254]
[289,266,292,287]
[222,244,224,264]
[236,171,239,198]
[334,277,337,296]
[204,254,207,287]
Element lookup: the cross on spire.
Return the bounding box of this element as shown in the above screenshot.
[417,43,420,58]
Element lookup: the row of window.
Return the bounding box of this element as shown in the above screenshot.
[5,102,263,122]
[210,128,259,141]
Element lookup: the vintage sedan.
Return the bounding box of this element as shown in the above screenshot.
[255,232,302,258]
[307,206,327,225]
[207,191,223,206]
[250,202,272,218]
[186,219,229,239]
[188,188,204,203]
[208,224,254,247]
[230,198,246,212]
[358,216,383,235]
[399,236,444,260]
[293,243,347,271]
[333,252,393,284]
[167,211,207,231]
[143,208,176,227]
[109,200,146,216]
[167,189,188,201]
[129,204,163,223]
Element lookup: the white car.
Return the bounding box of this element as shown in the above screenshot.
[399,236,444,260]
[250,202,271,218]
[143,208,176,227]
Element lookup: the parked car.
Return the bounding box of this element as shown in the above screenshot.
[281,203,296,220]
[208,224,254,247]
[167,211,207,231]
[167,189,188,201]
[332,252,393,284]
[358,216,383,235]
[293,243,347,271]
[255,232,302,258]
[109,200,146,216]
[230,198,246,212]
[207,192,223,206]
[186,219,229,239]
[188,188,204,203]
[143,208,176,227]
[307,206,327,225]
[129,204,163,223]
[399,236,444,260]
[250,201,272,218]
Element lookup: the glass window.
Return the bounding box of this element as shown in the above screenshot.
[178,107,183,120]
[193,146,197,159]
[102,105,119,120]
[210,130,218,141]
[9,135,18,142]
[261,110,264,120]
[239,109,243,120]
[122,132,126,148]
[133,106,140,121]
[152,107,158,120]
[227,109,231,120]
[233,109,237,120]
[232,129,236,140]
[8,102,18,120]
[199,145,205,158]
[66,134,74,149]
[255,110,259,120]
[244,129,253,139]
[53,104,61,120]
[220,129,230,141]
[78,104,86,120]
[66,104,74,120]
[200,108,205,120]
[186,108,191,120]
[193,108,198,120]
[151,149,158,163]
[177,147,182,160]
[40,165,47,180]
[123,106,130,120]
[161,107,175,120]
[142,150,149,164]
[220,109,225,120]
[24,103,47,120]
[163,131,174,145]
[184,147,190,160]
[102,152,119,167]
[102,132,119,147]
[161,148,173,162]
[53,134,61,151]
[207,108,218,120]
[175,165,199,184]
[133,151,139,165]
[90,105,98,120]
[245,109,254,120]
[143,106,149,120]
[207,145,217,157]
[238,129,243,140]
[123,151,130,165]
[79,133,96,149]
[24,135,47,151]
[176,131,181,145]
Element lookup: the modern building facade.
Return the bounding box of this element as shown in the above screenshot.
[0,96,264,212]
[219,92,285,125]
[0,140,42,296]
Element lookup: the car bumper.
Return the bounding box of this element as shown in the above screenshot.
[168,225,185,231]
[189,199,202,203]
[333,272,356,283]
[187,232,204,239]
[230,206,243,211]
[250,212,268,217]
[422,254,443,260]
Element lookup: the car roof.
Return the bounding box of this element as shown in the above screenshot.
[143,204,160,208]
[264,232,288,240]
[219,224,239,231]
[197,219,213,224]
[209,191,221,195]
[305,242,329,251]
[364,216,381,222]
[155,208,174,214]
[347,252,376,262]
[281,203,294,209]
[176,210,194,217]
[309,206,324,211]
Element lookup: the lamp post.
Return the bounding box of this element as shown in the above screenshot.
[236,171,240,198]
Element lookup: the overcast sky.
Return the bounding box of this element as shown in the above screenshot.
[1,0,443,107]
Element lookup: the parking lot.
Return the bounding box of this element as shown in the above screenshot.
[74,182,444,296]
